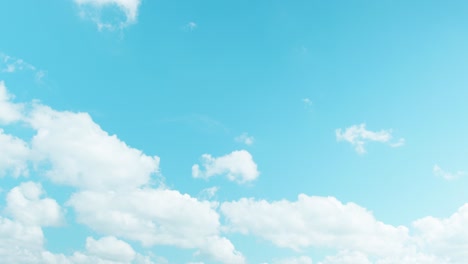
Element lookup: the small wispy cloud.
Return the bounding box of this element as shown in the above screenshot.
[433,164,465,180]
[302,98,312,106]
[0,54,35,73]
[336,123,404,154]
[198,186,219,200]
[235,133,254,146]
[0,53,45,81]
[185,21,197,31]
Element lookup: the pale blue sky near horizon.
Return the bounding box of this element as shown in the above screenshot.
[1,1,468,263]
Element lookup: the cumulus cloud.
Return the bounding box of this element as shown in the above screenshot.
[192,150,259,184]
[336,123,404,153]
[42,236,158,264]
[68,188,245,263]
[85,236,136,262]
[235,133,254,145]
[433,164,465,180]
[0,129,29,177]
[0,81,23,124]
[4,80,468,263]
[272,256,313,264]
[5,182,64,227]
[221,195,409,256]
[318,251,371,264]
[74,0,141,30]
[28,104,160,190]
[412,204,468,262]
[0,81,242,263]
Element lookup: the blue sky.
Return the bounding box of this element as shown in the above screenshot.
[1,0,468,263]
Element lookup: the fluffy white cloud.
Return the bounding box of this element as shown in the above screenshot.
[272,256,313,264]
[67,188,245,264]
[0,216,45,263]
[336,123,404,153]
[85,236,136,262]
[0,81,23,124]
[42,236,158,264]
[0,129,29,177]
[192,150,259,183]
[412,204,468,262]
[5,182,64,227]
[235,133,254,146]
[221,195,409,256]
[28,104,160,190]
[74,0,141,29]
[433,164,465,180]
[318,251,371,264]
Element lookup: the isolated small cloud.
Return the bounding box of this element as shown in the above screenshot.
[74,0,141,30]
[235,133,254,146]
[0,53,35,73]
[433,164,465,180]
[186,21,197,30]
[302,98,312,106]
[192,150,260,184]
[336,123,404,154]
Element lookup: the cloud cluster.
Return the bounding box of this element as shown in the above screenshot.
[2,80,468,263]
[0,81,245,263]
[336,123,404,153]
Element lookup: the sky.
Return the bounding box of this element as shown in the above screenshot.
[1,0,468,263]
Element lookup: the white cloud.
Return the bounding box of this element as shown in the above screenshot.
[235,133,254,145]
[185,22,197,30]
[28,104,160,191]
[412,204,468,262]
[318,251,371,264]
[302,98,312,106]
[0,81,24,124]
[198,186,219,200]
[433,164,464,180]
[0,129,30,177]
[67,188,245,264]
[192,150,259,184]
[0,54,36,73]
[5,182,64,227]
[0,217,44,262]
[272,256,313,264]
[336,123,404,153]
[42,236,159,264]
[85,236,136,262]
[74,0,141,30]
[221,195,409,256]
[0,81,243,263]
